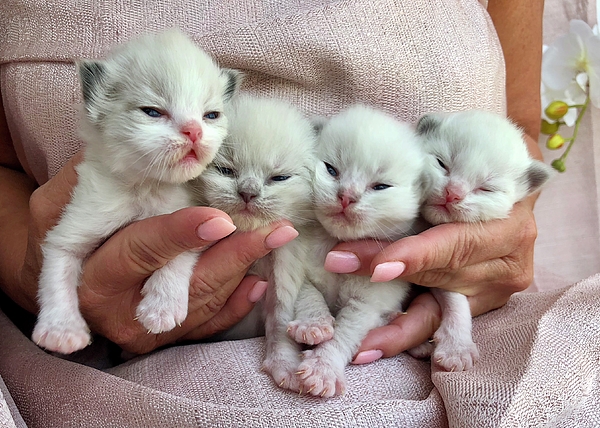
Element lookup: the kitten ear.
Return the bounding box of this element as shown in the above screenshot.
[221,68,244,101]
[416,114,442,135]
[77,60,107,104]
[523,160,555,194]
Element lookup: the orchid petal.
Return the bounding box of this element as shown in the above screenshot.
[542,34,582,90]
[569,19,595,41]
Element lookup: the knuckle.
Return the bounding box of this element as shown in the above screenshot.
[125,236,169,274]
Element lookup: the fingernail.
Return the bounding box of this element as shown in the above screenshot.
[196,217,236,241]
[324,251,361,273]
[371,261,406,282]
[248,280,268,303]
[265,226,299,249]
[351,350,384,365]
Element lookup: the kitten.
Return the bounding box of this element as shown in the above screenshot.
[411,109,554,371]
[32,29,242,354]
[292,105,427,398]
[192,94,318,392]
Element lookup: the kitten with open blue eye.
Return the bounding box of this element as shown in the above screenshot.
[411,110,554,371]
[291,105,427,397]
[32,29,242,354]
[192,94,318,392]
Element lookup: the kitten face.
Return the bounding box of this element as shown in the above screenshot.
[417,110,553,224]
[79,29,242,184]
[196,95,316,231]
[314,105,425,241]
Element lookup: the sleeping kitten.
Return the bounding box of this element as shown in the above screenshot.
[292,105,427,397]
[32,30,242,354]
[192,94,318,392]
[411,109,554,371]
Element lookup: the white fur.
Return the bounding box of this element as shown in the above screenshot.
[192,94,318,392]
[32,29,241,354]
[294,105,426,397]
[413,110,554,371]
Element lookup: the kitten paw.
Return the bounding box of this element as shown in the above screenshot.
[32,316,91,354]
[135,292,188,334]
[287,315,335,346]
[407,341,435,359]
[262,357,302,393]
[432,337,479,372]
[297,350,346,398]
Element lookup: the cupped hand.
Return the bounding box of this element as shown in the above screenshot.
[24,152,298,355]
[324,200,538,363]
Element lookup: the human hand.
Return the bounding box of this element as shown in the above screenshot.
[24,153,298,354]
[324,201,537,364]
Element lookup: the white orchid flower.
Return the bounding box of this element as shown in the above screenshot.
[542,19,600,107]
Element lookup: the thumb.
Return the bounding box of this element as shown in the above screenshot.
[82,207,236,295]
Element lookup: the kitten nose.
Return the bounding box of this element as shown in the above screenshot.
[445,187,463,203]
[340,194,356,209]
[239,192,257,203]
[181,122,203,143]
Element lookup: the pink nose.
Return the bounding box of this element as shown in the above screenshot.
[445,188,462,203]
[340,194,355,209]
[181,122,202,143]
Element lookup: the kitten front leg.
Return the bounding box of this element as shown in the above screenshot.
[287,281,334,346]
[32,244,91,354]
[430,288,478,371]
[135,250,198,333]
[298,278,409,398]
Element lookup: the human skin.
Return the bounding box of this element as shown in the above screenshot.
[335,0,546,363]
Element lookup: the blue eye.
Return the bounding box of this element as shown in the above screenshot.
[204,111,220,120]
[324,162,338,177]
[271,175,291,182]
[372,184,391,191]
[141,107,163,118]
[216,166,234,176]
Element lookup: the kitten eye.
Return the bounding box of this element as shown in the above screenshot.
[140,107,163,118]
[215,166,234,176]
[372,183,391,191]
[324,162,338,177]
[203,111,220,120]
[271,175,291,182]
[436,158,448,171]
[477,187,494,193]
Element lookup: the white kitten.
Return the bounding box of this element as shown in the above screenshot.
[411,110,554,371]
[293,105,427,397]
[32,30,242,354]
[192,94,318,392]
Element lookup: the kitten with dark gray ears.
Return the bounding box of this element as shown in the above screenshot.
[291,105,427,397]
[32,29,242,354]
[192,94,318,392]
[411,109,554,371]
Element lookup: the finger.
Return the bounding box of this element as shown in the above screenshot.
[81,207,237,297]
[324,240,390,276]
[353,292,441,362]
[369,204,536,284]
[181,276,268,341]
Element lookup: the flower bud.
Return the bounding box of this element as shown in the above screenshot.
[551,159,566,172]
[541,119,560,135]
[545,101,569,120]
[546,134,565,150]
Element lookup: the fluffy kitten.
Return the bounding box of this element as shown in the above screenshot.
[192,94,318,391]
[292,105,427,397]
[32,30,242,354]
[411,109,554,371]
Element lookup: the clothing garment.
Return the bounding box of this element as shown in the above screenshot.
[0,0,599,427]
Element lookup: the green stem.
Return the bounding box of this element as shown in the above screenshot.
[560,95,590,161]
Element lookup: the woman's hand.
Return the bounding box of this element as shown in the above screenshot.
[23,153,297,355]
[324,200,538,364]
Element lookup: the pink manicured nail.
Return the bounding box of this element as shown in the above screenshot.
[196,217,237,241]
[371,261,406,282]
[324,251,361,273]
[351,349,384,365]
[265,226,299,249]
[248,280,268,303]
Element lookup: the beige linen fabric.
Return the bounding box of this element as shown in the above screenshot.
[1,0,600,427]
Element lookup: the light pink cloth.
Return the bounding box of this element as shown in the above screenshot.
[0,0,599,427]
